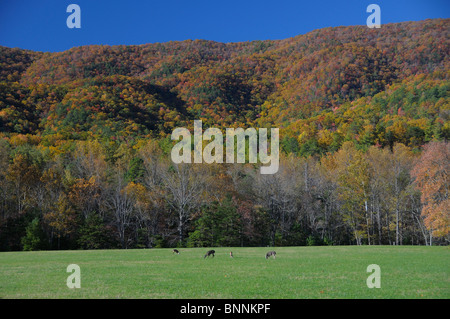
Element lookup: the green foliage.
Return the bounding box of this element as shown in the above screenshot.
[280,136,300,155]
[21,218,48,251]
[188,197,242,247]
[77,214,114,249]
[125,157,144,182]
[306,235,316,247]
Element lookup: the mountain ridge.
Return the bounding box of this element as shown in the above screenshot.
[0,18,448,155]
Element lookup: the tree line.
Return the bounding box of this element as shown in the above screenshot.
[0,19,448,251]
[0,138,447,251]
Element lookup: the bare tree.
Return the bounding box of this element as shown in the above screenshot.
[162,163,209,244]
[252,155,300,246]
[106,170,135,249]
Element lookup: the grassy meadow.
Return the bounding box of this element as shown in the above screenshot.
[0,246,448,299]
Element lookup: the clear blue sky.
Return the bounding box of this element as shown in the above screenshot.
[0,0,448,52]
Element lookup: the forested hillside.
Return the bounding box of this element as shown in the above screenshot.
[0,19,448,250]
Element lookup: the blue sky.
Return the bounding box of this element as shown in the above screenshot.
[0,0,448,52]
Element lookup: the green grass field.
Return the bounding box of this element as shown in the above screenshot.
[0,246,448,299]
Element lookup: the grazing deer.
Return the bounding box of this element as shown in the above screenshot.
[266,251,276,259]
[229,251,234,258]
[204,250,215,258]
[173,249,180,254]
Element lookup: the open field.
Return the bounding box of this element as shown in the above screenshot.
[0,246,448,299]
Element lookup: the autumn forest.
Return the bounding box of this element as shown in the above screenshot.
[0,19,448,250]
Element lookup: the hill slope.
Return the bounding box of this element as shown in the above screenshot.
[0,19,448,154]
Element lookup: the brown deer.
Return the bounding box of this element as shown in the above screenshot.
[173,249,180,254]
[265,251,276,259]
[204,250,215,258]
